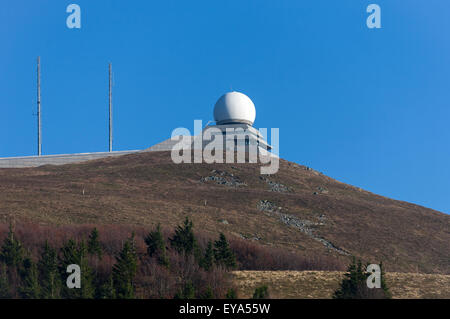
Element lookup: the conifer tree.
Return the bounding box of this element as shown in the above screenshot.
[87,228,103,260]
[59,239,95,299]
[19,257,40,299]
[0,224,24,267]
[77,241,95,299]
[379,262,392,298]
[112,233,138,299]
[200,286,214,299]
[169,217,199,257]
[87,228,103,296]
[97,275,115,299]
[145,224,169,267]
[174,281,195,299]
[333,258,391,299]
[226,288,238,299]
[333,257,365,299]
[214,233,236,269]
[58,239,79,299]
[59,239,78,267]
[0,263,10,299]
[200,240,214,271]
[38,241,61,299]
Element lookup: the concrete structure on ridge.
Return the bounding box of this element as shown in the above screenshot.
[0,92,273,168]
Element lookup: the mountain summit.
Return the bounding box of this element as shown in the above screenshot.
[0,151,448,274]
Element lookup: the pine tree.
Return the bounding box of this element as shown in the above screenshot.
[333,258,391,299]
[112,233,138,299]
[58,239,79,299]
[214,233,236,269]
[174,281,195,299]
[333,257,365,299]
[59,239,95,299]
[77,241,95,299]
[226,288,238,299]
[19,257,40,299]
[200,240,214,271]
[200,286,214,299]
[87,228,103,260]
[379,262,392,299]
[87,228,103,297]
[145,224,169,267]
[0,224,24,267]
[59,239,77,265]
[0,263,10,299]
[38,241,61,299]
[97,275,115,299]
[169,217,199,257]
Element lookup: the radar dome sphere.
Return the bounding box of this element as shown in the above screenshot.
[213,92,256,126]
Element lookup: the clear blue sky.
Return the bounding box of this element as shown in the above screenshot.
[1,1,449,213]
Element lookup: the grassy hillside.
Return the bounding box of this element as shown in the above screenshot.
[0,151,448,273]
[233,271,450,299]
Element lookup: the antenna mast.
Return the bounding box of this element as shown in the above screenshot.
[109,63,113,152]
[37,56,41,156]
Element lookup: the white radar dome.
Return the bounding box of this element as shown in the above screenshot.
[213,92,256,126]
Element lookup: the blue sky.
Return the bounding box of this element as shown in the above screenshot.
[0,1,449,213]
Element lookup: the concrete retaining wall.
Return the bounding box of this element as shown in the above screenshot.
[0,150,140,168]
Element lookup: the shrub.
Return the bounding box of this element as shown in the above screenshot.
[252,285,269,299]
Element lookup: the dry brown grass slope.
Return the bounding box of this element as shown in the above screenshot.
[0,151,448,273]
[232,270,450,299]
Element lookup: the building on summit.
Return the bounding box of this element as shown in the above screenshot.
[0,92,275,168]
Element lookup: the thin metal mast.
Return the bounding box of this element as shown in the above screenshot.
[37,56,41,156]
[109,63,112,152]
